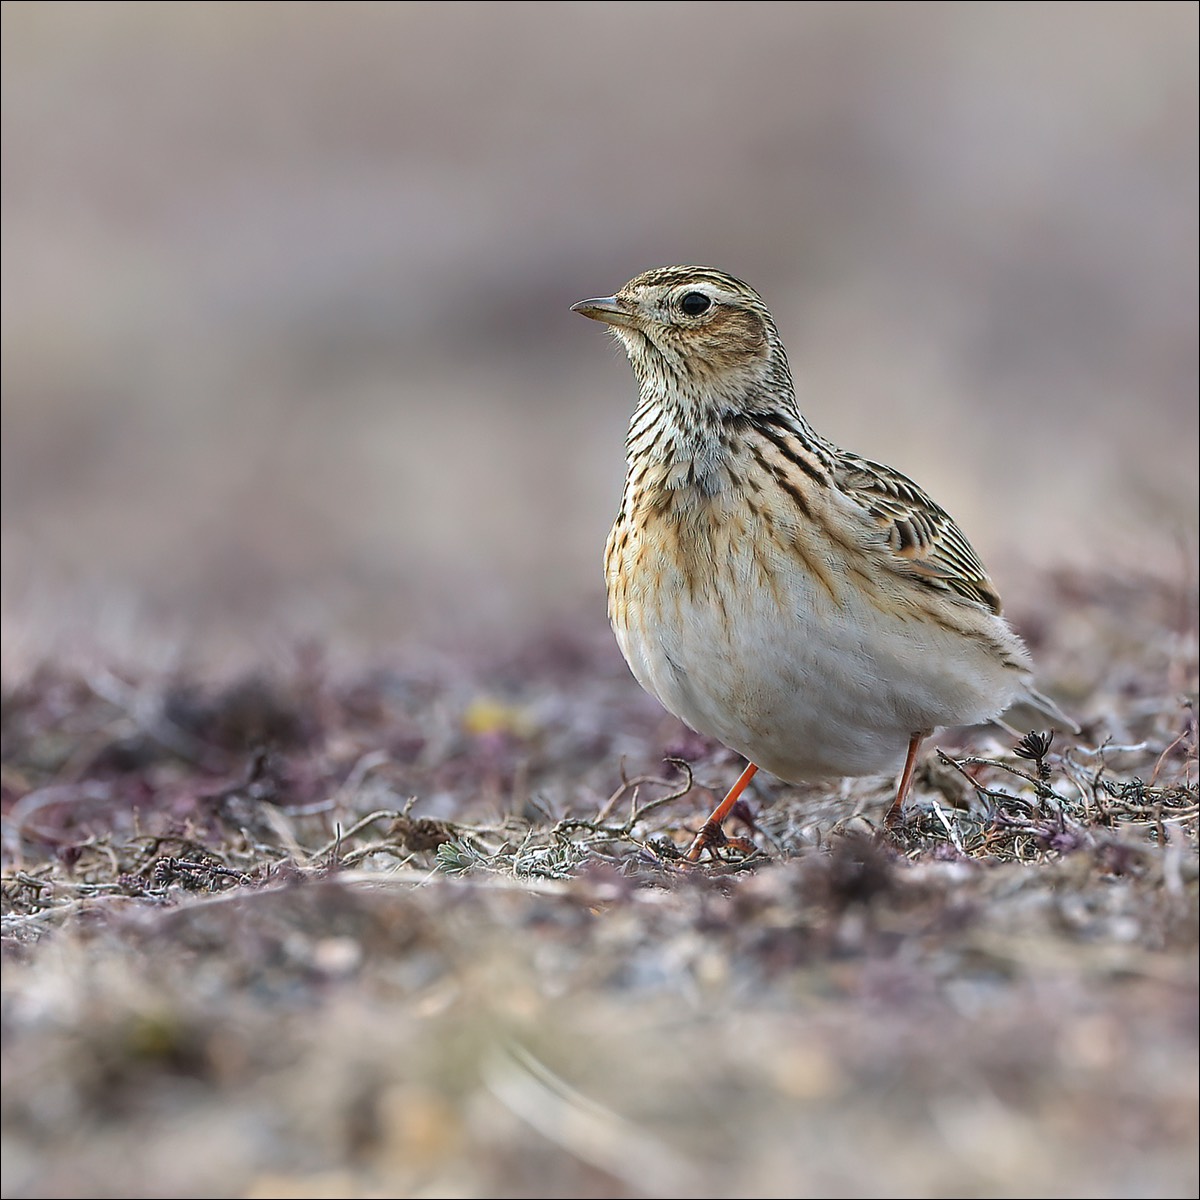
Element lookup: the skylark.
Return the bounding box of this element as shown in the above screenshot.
[573,266,1075,860]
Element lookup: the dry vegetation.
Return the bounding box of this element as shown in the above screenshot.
[1,566,1196,1199]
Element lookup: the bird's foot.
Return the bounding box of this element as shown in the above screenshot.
[683,819,758,863]
[883,800,906,834]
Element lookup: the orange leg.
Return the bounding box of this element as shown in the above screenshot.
[884,732,925,830]
[684,761,759,862]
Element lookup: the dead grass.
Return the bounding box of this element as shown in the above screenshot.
[2,566,1197,1198]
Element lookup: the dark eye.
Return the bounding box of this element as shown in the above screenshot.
[679,291,711,316]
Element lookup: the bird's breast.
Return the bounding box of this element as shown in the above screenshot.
[605,477,845,754]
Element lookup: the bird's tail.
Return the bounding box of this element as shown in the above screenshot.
[997,685,1081,738]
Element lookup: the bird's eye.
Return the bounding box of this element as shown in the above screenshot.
[679,292,711,316]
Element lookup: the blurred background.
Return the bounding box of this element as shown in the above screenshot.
[2,1,1196,669]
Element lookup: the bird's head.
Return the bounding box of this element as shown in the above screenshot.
[572,266,794,414]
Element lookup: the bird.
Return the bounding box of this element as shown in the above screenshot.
[571,265,1075,861]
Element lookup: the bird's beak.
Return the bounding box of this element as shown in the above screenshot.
[571,295,635,327]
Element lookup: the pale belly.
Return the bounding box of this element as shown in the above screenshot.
[609,523,1030,783]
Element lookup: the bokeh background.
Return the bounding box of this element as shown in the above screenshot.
[2,1,1197,669]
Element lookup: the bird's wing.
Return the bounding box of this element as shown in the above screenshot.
[833,453,1003,614]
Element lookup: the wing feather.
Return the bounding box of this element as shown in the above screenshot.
[834,453,1003,614]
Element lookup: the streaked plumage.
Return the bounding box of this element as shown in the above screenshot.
[573,266,1073,858]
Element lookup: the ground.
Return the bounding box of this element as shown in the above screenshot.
[2,565,1197,1199]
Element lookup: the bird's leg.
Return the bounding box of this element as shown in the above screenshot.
[884,732,926,830]
[685,761,759,861]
